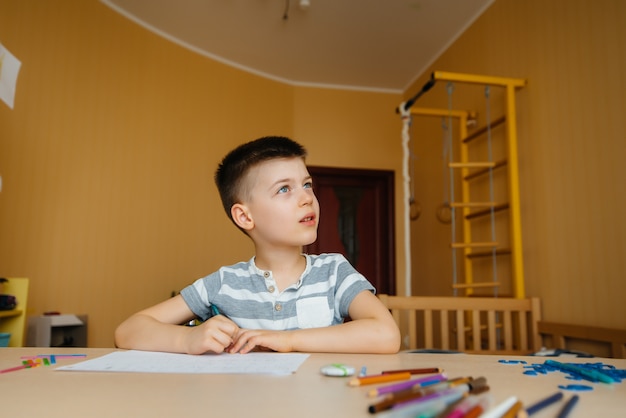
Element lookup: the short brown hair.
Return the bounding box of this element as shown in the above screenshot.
[214,136,307,225]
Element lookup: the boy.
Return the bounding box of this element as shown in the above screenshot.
[115,136,401,354]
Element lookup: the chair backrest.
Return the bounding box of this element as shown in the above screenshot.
[537,321,626,359]
[378,294,542,355]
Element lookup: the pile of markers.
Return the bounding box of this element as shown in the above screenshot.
[345,358,625,417]
[0,353,86,374]
[529,359,624,384]
[347,368,491,417]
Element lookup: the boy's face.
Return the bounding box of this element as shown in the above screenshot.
[241,157,319,248]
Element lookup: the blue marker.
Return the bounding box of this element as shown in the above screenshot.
[545,359,616,384]
[525,392,563,415]
[556,395,579,418]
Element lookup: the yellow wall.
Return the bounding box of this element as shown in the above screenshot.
[407,0,626,329]
[2,0,624,348]
[0,0,403,346]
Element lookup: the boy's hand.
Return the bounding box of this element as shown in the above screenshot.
[185,315,240,354]
[228,329,293,354]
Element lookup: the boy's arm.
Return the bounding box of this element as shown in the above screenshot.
[114,294,240,355]
[229,291,401,354]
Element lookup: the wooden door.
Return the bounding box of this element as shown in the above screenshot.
[304,166,396,295]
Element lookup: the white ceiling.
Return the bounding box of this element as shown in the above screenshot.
[101,0,494,93]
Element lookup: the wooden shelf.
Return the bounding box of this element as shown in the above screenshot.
[0,309,23,319]
[0,278,29,346]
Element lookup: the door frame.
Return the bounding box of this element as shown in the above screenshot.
[304,166,396,296]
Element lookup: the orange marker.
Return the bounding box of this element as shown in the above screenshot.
[347,371,411,387]
[464,404,484,418]
[502,400,524,418]
[464,395,491,418]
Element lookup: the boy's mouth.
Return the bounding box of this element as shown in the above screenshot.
[300,214,316,223]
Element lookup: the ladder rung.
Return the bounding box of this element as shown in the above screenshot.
[466,203,509,219]
[452,282,501,289]
[464,159,507,181]
[450,202,498,208]
[451,242,498,249]
[467,248,512,259]
[449,162,496,169]
[462,116,507,143]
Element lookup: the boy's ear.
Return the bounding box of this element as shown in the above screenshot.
[231,203,254,230]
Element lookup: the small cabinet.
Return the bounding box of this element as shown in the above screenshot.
[27,314,88,347]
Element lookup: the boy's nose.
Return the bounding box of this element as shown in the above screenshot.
[300,189,315,205]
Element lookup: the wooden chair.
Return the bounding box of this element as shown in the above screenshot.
[538,321,626,359]
[378,294,542,355]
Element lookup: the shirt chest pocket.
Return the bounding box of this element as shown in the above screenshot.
[296,297,333,328]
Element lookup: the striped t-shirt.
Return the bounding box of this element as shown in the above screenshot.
[180,253,375,330]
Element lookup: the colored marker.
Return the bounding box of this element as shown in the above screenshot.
[464,395,491,418]
[444,394,486,418]
[20,354,86,359]
[480,396,518,418]
[369,377,485,414]
[416,403,450,418]
[0,364,31,374]
[544,359,615,383]
[23,359,39,368]
[416,395,464,418]
[391,385,470,412]
[348,371,412,387]
[37,354,85,359]
[501,400,523,418]
[369,377,472,413]
[382,367,442,375]
[433,394,468,418]
[418,386,488,418]
[556,395,579,418]
[525,392,563,416]
[367,373,447,397]
[383,394,458,418]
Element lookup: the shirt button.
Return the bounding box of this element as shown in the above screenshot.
[275,303,282,311]
[268,286,275,293]
[263,271,270,278]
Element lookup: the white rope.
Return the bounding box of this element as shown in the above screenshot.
[399,102,412,296]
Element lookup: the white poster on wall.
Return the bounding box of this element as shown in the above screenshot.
[0,43,22,109]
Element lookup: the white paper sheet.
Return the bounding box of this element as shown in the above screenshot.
[0,43,21,109]
[56,350,310,375]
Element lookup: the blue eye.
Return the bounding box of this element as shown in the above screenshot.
[304,181,313,189]
[278,185,289,194]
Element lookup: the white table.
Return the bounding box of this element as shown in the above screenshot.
[1,347,624,417]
